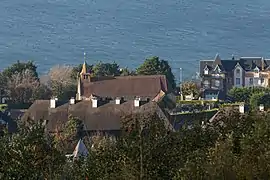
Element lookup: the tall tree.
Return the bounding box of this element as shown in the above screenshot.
[7,69,40,103]
[92,61,120,77]
[48,65,77,100]
[136,56,176,89]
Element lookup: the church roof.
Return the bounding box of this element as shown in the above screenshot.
[81,75,169,100]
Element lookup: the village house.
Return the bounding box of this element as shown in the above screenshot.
[200,54,270,100]
[22,62,176,135]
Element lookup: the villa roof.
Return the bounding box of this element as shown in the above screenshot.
[200,56,270,74]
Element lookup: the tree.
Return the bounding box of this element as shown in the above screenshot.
[1,61,39,100]
[48,65,77,100]
[0,121,65,179]
[136,56,176,89]
[7,69,40,103]
[181,81,199,98]
[54,116,84,153]
[250,92,270,111]
[228,87,270,103]
[92,61,120,77]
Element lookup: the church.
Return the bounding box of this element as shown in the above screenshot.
[76,61,172,101]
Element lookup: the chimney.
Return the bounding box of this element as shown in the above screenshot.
[50,98,56,108]
[259,104,264,111]
[239,103,245,113]
[92,97,98,108]
[70,97,75,105]
[115,97,121,105]
[134,97,140,107]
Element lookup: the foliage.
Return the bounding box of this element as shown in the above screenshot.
[1,60,38,81]
[54,116,84,153]
[2,108,270,178]
[250,92,270,111]
[136,56,176,89]
[92,61,120,77]
[228,87,270,103]
[7,69,40,103]
[181,81,199,97]
[0,121,65,179]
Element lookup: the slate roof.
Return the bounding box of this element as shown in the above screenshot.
[200,55,270,74]
[81,75,169,99]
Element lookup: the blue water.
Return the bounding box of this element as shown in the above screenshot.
[1,0,270,81]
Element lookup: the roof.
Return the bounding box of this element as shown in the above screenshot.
[200,56,270,75]
[81,75,169,99]
[21,99,160,133]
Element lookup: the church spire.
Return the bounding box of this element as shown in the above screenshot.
[80,52,87,76]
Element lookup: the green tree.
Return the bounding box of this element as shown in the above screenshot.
[250,92,270,111]
[54,116,84,153]
[0,121,65,179]
[228,87,270,103]
[136,56,176,89]
[92,61,120,77]
[1,60,38,80]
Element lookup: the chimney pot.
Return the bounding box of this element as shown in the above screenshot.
[92,97,98,108]
[134,97,141,107]
[50,98,56,108]
[115,97,121,105]
[239,103,245,113]
[70,97,75,105]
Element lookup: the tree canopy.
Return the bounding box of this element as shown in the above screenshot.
[136,56,176,89]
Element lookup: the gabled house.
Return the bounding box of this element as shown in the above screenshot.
[200,54,270,100]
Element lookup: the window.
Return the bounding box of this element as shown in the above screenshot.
[249,78,253,85]
[261,78,265,84]
[236,78,240,85]
[215,80,220,87]
[203,80,210,88]
[204,69,208,75]
[236,69,240,76]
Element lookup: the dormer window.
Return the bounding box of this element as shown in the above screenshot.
[254,67,259,73]
[236,69,240,75]
[204,67,209,75]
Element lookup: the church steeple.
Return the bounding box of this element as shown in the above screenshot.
[80,52,87,76]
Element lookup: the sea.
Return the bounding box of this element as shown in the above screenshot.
[1,0,270,82]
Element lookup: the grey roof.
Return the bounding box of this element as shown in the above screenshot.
[200,56,270,74]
